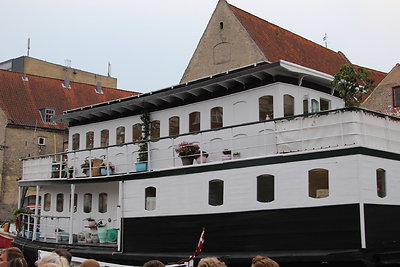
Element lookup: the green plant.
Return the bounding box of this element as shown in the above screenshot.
[175,142,200,157]
[14,208,33,216]
[138,111,150,162]
[100,162,115,171]
[332,64,375,107]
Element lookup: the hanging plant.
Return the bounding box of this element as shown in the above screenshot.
[138,111,150,162]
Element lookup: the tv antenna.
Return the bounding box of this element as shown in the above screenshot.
[27,38,31,56]
[323,33,328,48]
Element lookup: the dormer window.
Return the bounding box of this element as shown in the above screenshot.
[95,82,103,94]
[39,108,56,124]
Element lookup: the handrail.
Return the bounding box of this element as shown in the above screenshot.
[22,107,399,161]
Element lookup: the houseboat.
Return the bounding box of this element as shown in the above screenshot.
[14,61,400,267]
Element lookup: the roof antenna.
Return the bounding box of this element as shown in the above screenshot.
[323,33,328,48]
[27,38,31,56]
[64,59,71,68]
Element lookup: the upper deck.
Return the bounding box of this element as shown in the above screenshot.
[20,108,400,184]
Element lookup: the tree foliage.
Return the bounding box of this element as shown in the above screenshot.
[332,64,375,107]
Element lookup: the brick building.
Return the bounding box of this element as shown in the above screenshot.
[0,69,133,220]
[181,0,386,86]
[362,64,400,113]
[0,56,117,89]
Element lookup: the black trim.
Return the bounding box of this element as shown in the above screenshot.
[364,204,400,249]
[14,204,400,266]
[19,146,400,187]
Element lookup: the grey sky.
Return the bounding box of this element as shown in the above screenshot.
[1,0,399,93]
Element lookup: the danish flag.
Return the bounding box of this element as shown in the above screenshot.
[169,228,205,264]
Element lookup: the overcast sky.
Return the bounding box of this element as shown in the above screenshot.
[1,0,399,93]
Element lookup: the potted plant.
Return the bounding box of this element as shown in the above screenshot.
[68,166,74,178]
[100,162,115,175]
[85,217,97,228]
[136,111,150,172]
[14,208,33,233]
[96,220,108,244]
[81,158,103,176]
[55,228,68,242]
[233,152,241,159]
[195,151,208,164]
[222,149,232,161]
[175,142,200,165]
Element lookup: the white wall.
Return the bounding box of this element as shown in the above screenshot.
[69,83,344,151]
[121,153,399,219]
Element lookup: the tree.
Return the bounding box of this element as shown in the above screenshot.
[332,64,375,107]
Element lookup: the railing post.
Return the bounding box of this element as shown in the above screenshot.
[147,140,151,171]
[55,218,60,243]
[105,147,110,175]
[26,214,31,239]
[229,128,234,158]
[73,151,76,178]
[89,151,92,177]
[68,184,75,244]
[17,186,21,209]
[117,181,123,251]
[32,185,40,241]
[125,144,129,174]
[43,217,47,242]
[172,138,176,167]
[199,133,203,164]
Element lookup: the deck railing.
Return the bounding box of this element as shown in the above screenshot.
[21,108,400,180]
[17,213,118,246]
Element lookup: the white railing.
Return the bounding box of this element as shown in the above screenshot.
[21,108,400,180]
[17,213,118,246]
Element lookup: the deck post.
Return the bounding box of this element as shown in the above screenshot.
[69,184,75,244]
[117,181,123,251]
[32,185,40,241]
[17,186,21,209]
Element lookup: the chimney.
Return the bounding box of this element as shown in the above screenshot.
[62,59,72,88]
[95,81,103,94]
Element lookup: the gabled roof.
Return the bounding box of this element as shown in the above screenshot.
[227,3,386,85]
[0,70,135,130]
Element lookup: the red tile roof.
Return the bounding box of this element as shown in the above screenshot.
[0,70,135,130]
[228,4,386,85]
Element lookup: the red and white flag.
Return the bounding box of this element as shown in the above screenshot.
[169,228,205,264]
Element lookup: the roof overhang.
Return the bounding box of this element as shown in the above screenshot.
[57,61,335,125]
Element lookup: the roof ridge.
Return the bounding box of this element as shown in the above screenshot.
[227,3,341,56]
[0,69,137,93]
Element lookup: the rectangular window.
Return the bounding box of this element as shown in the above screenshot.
[320,98,330,111]
[101,130,109,147]
[208,179,224,206]
[393,87,400,107]
[169,116,180,136]
[72,134,80,151]
[44,193,51,211]
[86,131,94,149]
[116,126,125,145]
[132,123,142,141]
[189,112,200,132]
[151,120,160,139]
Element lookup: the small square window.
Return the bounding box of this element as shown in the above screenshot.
[38,137,46,146]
